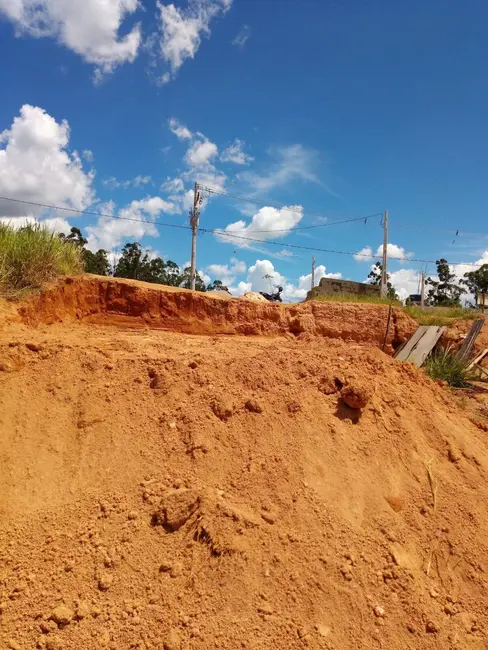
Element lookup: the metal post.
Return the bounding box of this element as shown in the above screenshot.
[190,182,199,291]
[380,209,388,298]
[420,271,425,308]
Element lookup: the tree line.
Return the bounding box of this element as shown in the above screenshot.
[59,227,228,292]
[368,258,488,307]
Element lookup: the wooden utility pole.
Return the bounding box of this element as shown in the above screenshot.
[311,256,316,291]
[420,271,425,308]
[189,182,200,291]
[380,209,389,298]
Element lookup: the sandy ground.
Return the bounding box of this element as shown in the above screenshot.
[1,279,488,650]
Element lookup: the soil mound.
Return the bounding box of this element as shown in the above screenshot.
[13,275,416,353]
[1,310,488,650]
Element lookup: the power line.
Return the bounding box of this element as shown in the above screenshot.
[200,184,488,239]
[242,213,382,233]
[0,194,486,268]
[0,195,190,232]
[205,228,487,267]
[197,184,382,230]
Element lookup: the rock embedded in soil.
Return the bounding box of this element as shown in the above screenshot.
[210,397,234,421]
[50,603,74,626]
[164,628,182,650]
[340,382,372,409]
[244,398,263,413]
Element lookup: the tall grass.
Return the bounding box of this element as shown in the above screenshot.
[424,345,475,387]
[312,293,399,306]
[0,223,84,296]
[404,305,480,327]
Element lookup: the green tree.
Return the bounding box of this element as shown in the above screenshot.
[462,264,488,311]
[59,227,87,247]
[114,242,187,287]
[60,227,110,276]
[84,249,110,276]
[114,242,151,280]
[367,261,399,301]
[179,267,207,291]
[426,258,465,307]
[207,279,229,292]
[161,260,183,287]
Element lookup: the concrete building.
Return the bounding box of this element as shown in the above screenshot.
[307,277,380,300]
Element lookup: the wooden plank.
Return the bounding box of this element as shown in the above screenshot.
[394,326,430,361]
[394,326,445,367]
[457,319,484,361]
[467,348,488,371]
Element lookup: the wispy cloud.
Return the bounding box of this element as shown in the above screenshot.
[237,144,323,195]
[232,24,250,48]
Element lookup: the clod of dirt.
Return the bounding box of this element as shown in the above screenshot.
[340,382,372,409]
[245,398,263,414]
[288,401,301,414]
[210,397,234,421]
[75,601,90,620]
[50,603,74,627]
[447,444,461,463]
[425,620,439,634]
[154,487,259,556]
[25,342,42,352]
[164,628,182,650]
[384,495,404,513]
[318,375,338,395]
[97,572,113,591]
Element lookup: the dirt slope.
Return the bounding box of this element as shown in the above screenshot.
[1,280,488,650]
[14,275,416,353]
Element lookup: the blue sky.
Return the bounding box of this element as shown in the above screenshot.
[1,0,487,300]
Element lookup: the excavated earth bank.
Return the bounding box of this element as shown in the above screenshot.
[15,275,416,353]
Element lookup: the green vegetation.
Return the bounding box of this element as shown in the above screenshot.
[367,261,399,301]
[60,229,229,292]
[424,345,475,387]
[312,293,399,306]
[404,305,479,326]
[462,264,488,310]
[426,258,465,307]
[0,223,84,296]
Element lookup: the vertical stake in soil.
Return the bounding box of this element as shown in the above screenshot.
[426,458,438,512]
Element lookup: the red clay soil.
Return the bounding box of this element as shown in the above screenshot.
[14,275,416,354]
[1,279,488,650]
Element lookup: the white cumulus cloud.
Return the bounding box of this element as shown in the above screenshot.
[168,118,193,140]
[0,0,141,80]
[156,0,232,82]
[388,268,421,301]
[0,104,94,219]
[215,205,304,248]
[229,259,340,302]
[185,138,218,167]
[86,196,177,251]
[220,139,253,165]
[354,242,413,262]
